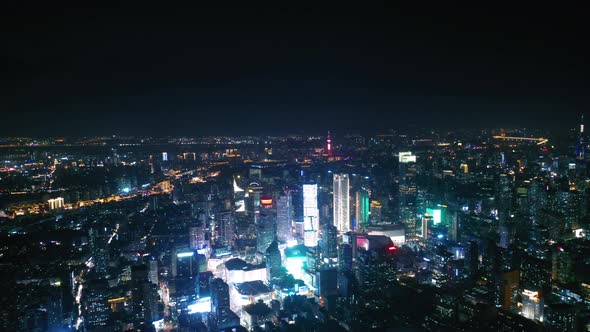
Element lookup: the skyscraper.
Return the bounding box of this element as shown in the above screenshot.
[577,114,585,160]
[211,278,230,318]
[333,174,350,233]
[265,240,282,280]
[89,226,109,276]
[355,189,370,230]
[82,279,111,330]
[256,216,276,253]
[320,223,338,263]
[399,152,417,239]
[327,131,333,158]
[131,265,159,327]
[276,192,293,242]
[303,184,320,247]
[521,289,544,322]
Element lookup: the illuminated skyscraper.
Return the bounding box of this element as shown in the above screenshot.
[327,131,333,157]
[89,226,109,276]
[577,114,585,160]
[355,189,370,230]
[276,192,293,242]
[521,289,544,322]
[333,174,350,233]
[399,152,417,239]
[303,184,319,247]
[162,152,168,161]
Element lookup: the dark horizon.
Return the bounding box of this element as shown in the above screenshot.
[2,4,588,136]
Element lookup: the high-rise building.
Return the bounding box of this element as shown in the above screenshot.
[577,114,585,160]
[256,216,276,253]
[89,226,109,276]
[265,240,282,281]
[464,240,479,278]
[131,265,159,327]
[197,271,213,298]
[370,200,382,224]
[276,192,293,242]
[497,270,519,311]
[218,212,235,246]
[303,184,319,247]
[338,244,353,273]
[162,152,168,161]
[521,289,544,322]
[327,131,333,158]
[189,222,206,250]
[355,190,370,230]
[448,210,459,242]
[82,279,110,330]
[333,174,350,233]
[320,223,338,263]
[148,258,158,285]
[176,250,200,279]
[211,278,230,315]
[399,152,418,239]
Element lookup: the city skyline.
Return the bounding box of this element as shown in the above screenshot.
[3,3,590,332]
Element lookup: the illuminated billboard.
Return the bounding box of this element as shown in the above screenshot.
[260,197,273,206]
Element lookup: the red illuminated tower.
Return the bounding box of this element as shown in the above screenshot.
[327,131,333,157]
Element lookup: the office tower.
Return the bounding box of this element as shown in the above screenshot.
[89,226,109,276]
[556,190,580,233]
[399,152,417,239]
[265,240,282,281]
[256,216,276,253]
[303,184,320,247]
[162,152,168,161]
[176,250,199,279]
[233,177,246,213]
[333,174,350,233]
[577,114,585,160]
[148,258,158,285]
[247,183,263,222]
[218,212,235,246]
[82,279,110,330]
[520,254,551,290]
[496,270,519,311]
[320,223,338,262]
[499,224,514,249]
[464,240,479,278]
[421,215,431,240]
[521,289,544,322]
[277,192,293,242]
[553,247,575,284]
[338,244,353,273]
[370,200,382,224]
[189,222,206,250]
[327,131,333,158]
[355,189,370,230]
[131,265,159,327]
[211,278,230,319]
[448,210,459,242]
[197,271,213,298]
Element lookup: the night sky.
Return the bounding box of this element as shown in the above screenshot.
[1,4,588,136]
